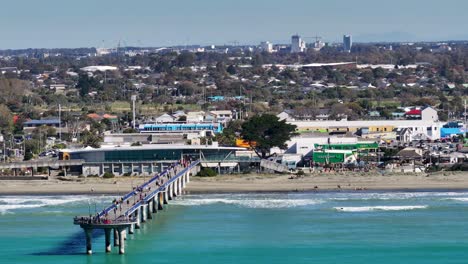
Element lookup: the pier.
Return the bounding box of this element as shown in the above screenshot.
[73,159,200,254]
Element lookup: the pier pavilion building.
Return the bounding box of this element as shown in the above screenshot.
[60,144,253,176]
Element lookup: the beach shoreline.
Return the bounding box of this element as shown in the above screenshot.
[0,171,467,195]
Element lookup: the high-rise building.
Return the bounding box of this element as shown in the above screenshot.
[313,40,325,51]
[291,35,306,53]
[343,35,352,53]
[260,41,274,53]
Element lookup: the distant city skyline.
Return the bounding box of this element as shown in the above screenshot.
[1,0,467,49]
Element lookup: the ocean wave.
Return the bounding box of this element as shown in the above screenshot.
[0,195,109,214]
[171,198,322,209]
[447,198,468,202]
[333,205,428,212]
[328,192,468,201]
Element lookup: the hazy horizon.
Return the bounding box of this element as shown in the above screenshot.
[1,0,467,49]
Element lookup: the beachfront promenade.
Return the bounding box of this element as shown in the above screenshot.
[73,159,200,254]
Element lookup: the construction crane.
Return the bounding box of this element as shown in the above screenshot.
[304,36,323,42]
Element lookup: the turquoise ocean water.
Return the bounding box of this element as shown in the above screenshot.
[0,191,468,263]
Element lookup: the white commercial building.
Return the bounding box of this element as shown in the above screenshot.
[260,41,274,53]
[289,120,443,140]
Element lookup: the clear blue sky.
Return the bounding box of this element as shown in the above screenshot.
[1,0,467,49]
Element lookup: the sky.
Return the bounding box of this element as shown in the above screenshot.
[1,0,467,49]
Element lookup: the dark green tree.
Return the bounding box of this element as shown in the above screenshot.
[226,65,237,75]
[77,74,91,97]
[241,114,297,158]
[176,52,195,67]
[0,104,13,133]
[81,131,102,148]
[215,120,243,146]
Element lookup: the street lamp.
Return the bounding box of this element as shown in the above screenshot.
[131,95,137,129]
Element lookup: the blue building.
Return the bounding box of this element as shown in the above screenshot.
[138,122,223,134]
[207,96,225,102]
[441,122,465,138]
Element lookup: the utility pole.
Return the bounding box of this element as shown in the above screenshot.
[58,104,62,142]
[131,95,137,130]
[464,99,467,126]
[464,99,467,139]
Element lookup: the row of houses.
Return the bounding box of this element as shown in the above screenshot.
[142,110,233,123]
[278,106,439,122]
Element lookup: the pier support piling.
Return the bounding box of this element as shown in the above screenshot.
[158,192,164,209]
[85,228,93,255]
[129,223,134,234]
[105,229,112,253]
[163,190,169,204]
[135,208,141,229]
[113,228,120,247]
[147,202,153,219]
[168,184,173,200]
[141,205,148,222]
[178,178,182,195]
[119,229,126,254]
[152,196,157,213]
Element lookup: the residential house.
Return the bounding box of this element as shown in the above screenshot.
[210,110,233,122]
[23,119,66,134]
[186,111,205,122]
[316,108,331,121]
[421,106,438,122]
[277,111,294,121]
[155,113,175,123]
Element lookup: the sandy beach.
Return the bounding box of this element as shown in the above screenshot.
[0,171,467,195]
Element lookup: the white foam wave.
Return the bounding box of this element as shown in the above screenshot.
[448,198,468,202]
[0,196,101,214]
[171,198,322,209]
[334,205,428,212]
[329,192,468,201]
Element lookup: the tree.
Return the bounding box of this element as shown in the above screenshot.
[176,52,195,67]
[123,128,138,133]
[215,120,243,146]
[0,104,13,133]
[226,65,237,75]
[81,131,102,148]
[241,114,297,158]
[0,78,28,106]
[77,74,91,97]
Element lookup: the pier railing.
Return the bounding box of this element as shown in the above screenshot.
[74,159,200,255]
[98,161,181,218]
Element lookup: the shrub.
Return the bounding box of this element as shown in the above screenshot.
[24,152,33,161]
[448,163,468,171]
[296,170,305,176]
[53,143,67,149]
[197,167,217,177]
[103,172,115,178]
